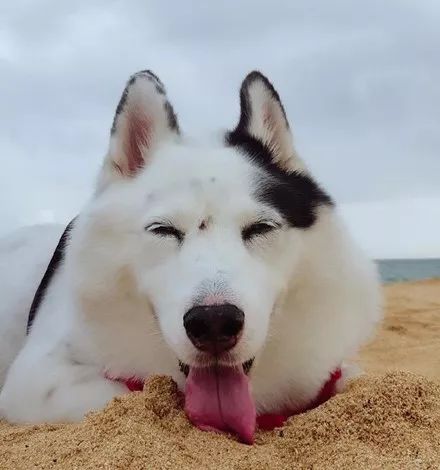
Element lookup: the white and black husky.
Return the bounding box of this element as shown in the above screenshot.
[0,70,381,443]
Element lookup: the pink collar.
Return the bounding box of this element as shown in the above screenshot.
[111,368,342,431]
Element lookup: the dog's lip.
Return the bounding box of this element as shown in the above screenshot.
[179,358,255,377]
[179,361,190,377]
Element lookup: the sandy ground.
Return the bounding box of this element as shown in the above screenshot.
[1,279,439,469]
[360,279,440,379]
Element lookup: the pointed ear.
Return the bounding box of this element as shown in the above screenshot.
[227,71,303,172]
[98,70,180,188]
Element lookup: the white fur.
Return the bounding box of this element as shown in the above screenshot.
[0,71,381,423]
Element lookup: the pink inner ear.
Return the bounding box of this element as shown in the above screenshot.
[262,103,276,132]
[125,110,153,175]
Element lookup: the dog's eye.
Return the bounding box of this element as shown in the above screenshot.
[242,221,279,241]
[145,223,184,242]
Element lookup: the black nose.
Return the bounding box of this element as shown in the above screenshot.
[183,304,244,355]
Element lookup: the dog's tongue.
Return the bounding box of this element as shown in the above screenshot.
[184,364,256,444]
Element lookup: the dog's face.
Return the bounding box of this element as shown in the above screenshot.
[125,144,303,369]
[88,70,332,372]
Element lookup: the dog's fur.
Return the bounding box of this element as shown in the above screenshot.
[0,70,381,424]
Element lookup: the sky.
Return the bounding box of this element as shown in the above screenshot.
[0,0,439,258]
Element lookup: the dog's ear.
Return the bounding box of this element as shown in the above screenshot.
[227,71,303,172]
[98,70,180,188]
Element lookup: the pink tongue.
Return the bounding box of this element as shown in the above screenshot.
[184,365,256,444]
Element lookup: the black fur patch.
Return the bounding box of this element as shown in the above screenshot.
[26,219,75,335]
[225,70,333,229]
[226,132,332,228]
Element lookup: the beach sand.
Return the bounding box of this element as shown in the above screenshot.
[361,279,440,379]
[1,279,439,469]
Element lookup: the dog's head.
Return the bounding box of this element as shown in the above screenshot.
[85,70,332,374]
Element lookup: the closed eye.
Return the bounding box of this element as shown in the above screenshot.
[242,221,280,242]
[145,223,184,242]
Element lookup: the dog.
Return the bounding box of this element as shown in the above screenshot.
[0,70,381,443]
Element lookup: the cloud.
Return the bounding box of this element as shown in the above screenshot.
[340,197,440,259]
[0,0,439,257]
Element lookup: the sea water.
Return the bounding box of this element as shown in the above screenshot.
[377,259,440,283]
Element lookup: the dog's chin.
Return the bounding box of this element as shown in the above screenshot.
[178,357,255,377]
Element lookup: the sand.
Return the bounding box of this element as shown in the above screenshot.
[361,279,440,379]
[1,279,439,469]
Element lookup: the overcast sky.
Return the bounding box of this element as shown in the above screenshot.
[0,0,439,258]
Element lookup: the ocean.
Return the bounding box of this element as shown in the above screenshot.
[377,259,440,283]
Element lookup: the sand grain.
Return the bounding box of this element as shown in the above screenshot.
[1,280,439,469]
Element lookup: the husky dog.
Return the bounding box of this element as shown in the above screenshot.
[0,70,381,443]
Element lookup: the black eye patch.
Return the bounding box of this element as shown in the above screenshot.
[225,131,333,229]
[256,174,332,229]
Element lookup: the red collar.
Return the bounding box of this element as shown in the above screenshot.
[111,368,342,431]
[256,368,341,430]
